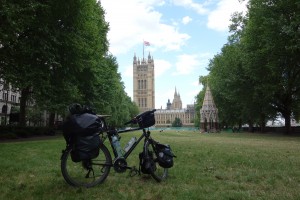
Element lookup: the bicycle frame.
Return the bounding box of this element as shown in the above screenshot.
[106,127,150,160]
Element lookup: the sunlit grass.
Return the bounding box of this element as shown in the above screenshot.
[0,131,300,200]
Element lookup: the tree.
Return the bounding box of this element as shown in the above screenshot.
[1,0,51,126]
[172,117,182,127]
[34,0,110,127]
[203,0,300,134]
[242,0,300,134]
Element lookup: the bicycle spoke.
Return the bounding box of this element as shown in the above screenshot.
[61,145,112,187]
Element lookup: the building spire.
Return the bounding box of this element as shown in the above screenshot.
[133,53,137,64]
[202,85,217,110]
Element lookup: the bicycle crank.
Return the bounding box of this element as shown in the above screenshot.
[113,157,128,173]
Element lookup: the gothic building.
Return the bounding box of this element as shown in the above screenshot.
[133,52,155,112]
[155,88,195,127]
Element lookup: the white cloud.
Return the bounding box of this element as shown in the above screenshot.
[172,0,208,15]
[207,0,248,32]
[155,59,172,77]
[101,0,190,55]
[171,52,212,76]
[182,16,192,25]
[172,54,200,76]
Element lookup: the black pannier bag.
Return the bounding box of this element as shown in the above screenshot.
[139,150,156,174]
[155,143,176,168]
[62,112,102,162]
[62,113,102,144]
[71,133,101,162]
[136,110,155,128]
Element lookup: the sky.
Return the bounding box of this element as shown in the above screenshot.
[100,0,248,109]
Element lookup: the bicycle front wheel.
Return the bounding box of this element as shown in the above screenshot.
[61,144,112,187]
[145,140,168,182]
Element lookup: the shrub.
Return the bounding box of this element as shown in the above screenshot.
[0,125,59,139]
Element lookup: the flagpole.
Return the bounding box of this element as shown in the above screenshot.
[143,40,144,60]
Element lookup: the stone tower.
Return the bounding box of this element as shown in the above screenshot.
[200,85,219,132]
[133,52,155,112]
[171,87,182,110]
[166,99,171,110]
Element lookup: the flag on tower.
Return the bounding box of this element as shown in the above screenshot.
[144,41,150,46]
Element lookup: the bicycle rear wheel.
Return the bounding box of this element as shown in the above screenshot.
[145,140,168,182]
[61,144,112,187]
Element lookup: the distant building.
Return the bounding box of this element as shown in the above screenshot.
[155,88,195,126]
[0,79,21,125]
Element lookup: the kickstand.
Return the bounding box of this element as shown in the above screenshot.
[85,168,95,178]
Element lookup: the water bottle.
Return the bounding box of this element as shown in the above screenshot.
[112,135,123,157]
[124,137,137,152]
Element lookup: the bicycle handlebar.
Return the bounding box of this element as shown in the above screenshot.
[124,109,156,125]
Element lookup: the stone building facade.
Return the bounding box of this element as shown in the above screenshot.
[155,88,195,126]
[0,79,21,125]
[133,53,155,113]
[155,103,195,127]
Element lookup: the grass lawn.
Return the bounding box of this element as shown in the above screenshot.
[0,131,300,200]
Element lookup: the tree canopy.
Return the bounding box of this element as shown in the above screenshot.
[195,0,300,134]
[0,0,139,127]
[172,117,182,127]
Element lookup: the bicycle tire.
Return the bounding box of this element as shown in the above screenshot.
[144,140,168,182]
[61,143,112,187]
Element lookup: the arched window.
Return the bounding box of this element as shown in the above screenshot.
[2,105,7,114]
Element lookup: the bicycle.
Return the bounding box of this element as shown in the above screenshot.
[60,109,172,187]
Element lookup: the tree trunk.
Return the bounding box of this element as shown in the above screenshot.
[19,87,30,127]
[48,112,55,128]
[283,111,291,135]
[248,120,254,132]
[260,114,266,133]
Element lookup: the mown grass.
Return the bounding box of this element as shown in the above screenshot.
[0,131,300,200]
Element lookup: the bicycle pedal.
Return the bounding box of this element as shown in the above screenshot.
[129,166,139,177]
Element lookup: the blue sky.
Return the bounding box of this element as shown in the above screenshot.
[100,0,248,109]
